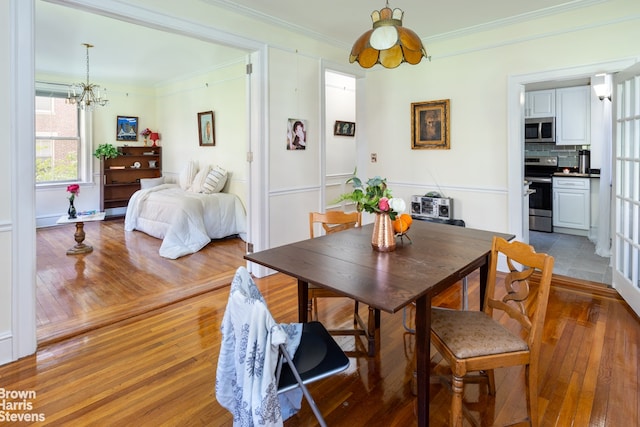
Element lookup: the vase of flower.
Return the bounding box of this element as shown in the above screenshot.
[68,197,77,219]
[66,183,80,219]
[371,213,396,252]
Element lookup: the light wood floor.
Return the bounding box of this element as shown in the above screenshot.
[1,219,637,426]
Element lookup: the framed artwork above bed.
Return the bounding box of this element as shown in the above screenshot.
[198,111,215,146]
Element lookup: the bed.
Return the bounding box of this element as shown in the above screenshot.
[124,183,247,259]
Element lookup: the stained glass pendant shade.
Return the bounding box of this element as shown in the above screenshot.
[349,3,427,69]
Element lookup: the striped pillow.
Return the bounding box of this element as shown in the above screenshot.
[202,166,228,194]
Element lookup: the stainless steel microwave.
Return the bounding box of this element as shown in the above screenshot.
[525,116,555,143]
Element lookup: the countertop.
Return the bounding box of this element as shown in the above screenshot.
[553,172,600,178]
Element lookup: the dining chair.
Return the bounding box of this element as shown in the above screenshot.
[308,211,380,357]
[216,267,349,427]
[430,236,554,427]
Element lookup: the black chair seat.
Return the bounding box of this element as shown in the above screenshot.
[278,321,350,393]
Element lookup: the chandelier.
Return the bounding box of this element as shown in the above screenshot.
[67,43,108,110]
[349,1,428,69]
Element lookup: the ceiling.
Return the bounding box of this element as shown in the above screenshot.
[36,0,598,86]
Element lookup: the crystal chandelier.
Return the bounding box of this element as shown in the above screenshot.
[350,1,428,69]
[67,43,108,110]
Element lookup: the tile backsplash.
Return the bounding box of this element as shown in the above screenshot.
[524,143,588,168]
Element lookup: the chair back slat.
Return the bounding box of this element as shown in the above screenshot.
[484,237,554,352]
[309,211,361,238]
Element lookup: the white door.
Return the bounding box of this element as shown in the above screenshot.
[612,62,640,316]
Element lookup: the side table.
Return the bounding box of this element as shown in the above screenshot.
[56,212,106,255]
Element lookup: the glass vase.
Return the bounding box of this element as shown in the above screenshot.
[371,213,396,252]
[68,198,77,219]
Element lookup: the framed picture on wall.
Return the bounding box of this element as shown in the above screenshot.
[411,99,450,149]
[334,121,356,137]
[286,118,307,150]
[116,116,138,141]
[198,111,215,146]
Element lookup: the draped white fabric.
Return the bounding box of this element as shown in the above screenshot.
[216,267,302,426]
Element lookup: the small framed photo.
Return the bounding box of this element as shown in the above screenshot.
[198,111,215,146]
[334,121,356,137]
[116,116,138,141]
[287,118,307,150]
[411,99,450,149]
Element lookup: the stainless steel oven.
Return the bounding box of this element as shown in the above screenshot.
[525,156,557,233]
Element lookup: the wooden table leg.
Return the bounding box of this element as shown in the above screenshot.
[298,279,309,323]
[66,221,93,255]
[479,254,489,310]
[414,294,431,427]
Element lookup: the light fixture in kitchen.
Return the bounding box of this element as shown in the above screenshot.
[349,1,428,69]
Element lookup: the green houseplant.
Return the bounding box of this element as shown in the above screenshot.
[93,143,120,160]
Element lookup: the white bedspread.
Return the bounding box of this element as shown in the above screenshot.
[124,184,247,259]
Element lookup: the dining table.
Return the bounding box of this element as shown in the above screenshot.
[244,219,514,426]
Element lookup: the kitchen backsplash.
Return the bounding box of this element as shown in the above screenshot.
[525,143,588,168]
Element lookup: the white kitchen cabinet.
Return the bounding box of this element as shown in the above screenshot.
[555,86,590,146]
[553,177,590,230]
[525,90,555,118]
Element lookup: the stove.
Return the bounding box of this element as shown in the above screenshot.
[525,156,557,233]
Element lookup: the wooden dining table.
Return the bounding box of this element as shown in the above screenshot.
[245,219,514,426]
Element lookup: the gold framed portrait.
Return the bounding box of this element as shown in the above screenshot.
[411,99,450,149]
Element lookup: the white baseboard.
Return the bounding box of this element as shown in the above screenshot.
[0,330,14,366]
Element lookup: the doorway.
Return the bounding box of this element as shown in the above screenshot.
[507,59,636,285]
[16,0,267,356]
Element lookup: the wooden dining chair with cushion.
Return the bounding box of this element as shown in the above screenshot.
[430,236,554,427]
[308,211,380,357]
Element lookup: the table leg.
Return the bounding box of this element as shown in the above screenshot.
[297,279,309,323]
[479,254,489,310]
[66,221,93,255]
[414,294,431,427]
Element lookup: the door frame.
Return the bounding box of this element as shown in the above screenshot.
[10,0,268,361]
[507,58,636,243]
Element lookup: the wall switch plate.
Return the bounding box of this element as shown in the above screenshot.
[371,153,377,163]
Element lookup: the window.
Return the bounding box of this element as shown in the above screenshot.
[35,87,88,184]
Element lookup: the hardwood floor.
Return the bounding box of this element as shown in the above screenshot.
[36,219,245,346]
[1,219,637,425]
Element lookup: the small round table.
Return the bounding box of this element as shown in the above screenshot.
[56,212,106,255]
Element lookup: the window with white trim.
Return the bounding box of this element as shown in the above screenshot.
[35,86,89,184]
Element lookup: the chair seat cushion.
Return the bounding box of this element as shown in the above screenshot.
[431,308,529,359]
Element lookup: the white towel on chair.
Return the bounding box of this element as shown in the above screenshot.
[216,267,302,426]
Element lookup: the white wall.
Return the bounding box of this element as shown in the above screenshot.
[268,48,323,247]
[155,60,248,205]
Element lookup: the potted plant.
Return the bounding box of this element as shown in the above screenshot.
[93,143,120,160]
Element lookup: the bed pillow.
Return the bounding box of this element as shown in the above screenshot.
[179,160,198,190]
[202,166,228,194]
[190,165,211,193]
[140,176,165,189]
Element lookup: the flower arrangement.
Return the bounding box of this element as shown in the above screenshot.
[67,183,80,201]
[140,128,152,138]
[336,171,406,220]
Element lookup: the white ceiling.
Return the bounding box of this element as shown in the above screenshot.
[35,0,598,86]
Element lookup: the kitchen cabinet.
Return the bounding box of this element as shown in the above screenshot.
[555,86,590,146]
[101,146,162,212]
[553,177,590,231]
[525,90,555,118]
